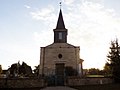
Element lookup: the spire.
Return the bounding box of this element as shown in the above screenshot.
[56,9,65,29]
[53,6,67,43]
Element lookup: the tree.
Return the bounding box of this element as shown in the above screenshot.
[104,62,111,76]
[0,65,2,75]
[107,39,120,83]
[9,63,19,77]
[9,61,32,77]
[88,68,99,75]
[19,62,32,76]
[33,65,39,76]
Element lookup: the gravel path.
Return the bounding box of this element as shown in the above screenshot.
[41,86,78,90]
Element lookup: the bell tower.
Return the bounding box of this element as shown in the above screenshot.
[53,9,68,43]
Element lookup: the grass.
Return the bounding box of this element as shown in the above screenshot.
[72,84,120,90]
[86,75,104,77]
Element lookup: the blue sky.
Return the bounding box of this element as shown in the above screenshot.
[1,0,120,70]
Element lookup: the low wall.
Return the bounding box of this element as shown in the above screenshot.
[67,77,113,86]
[0,77,113,88]
[0,78,45,88]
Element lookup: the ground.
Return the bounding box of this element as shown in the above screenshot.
[41,84,120,90]
[72,84,120,90]
[41,86,77,90]
[1,84,120,90]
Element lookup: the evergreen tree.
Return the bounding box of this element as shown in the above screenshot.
[0,65,2,75]
[107,39,120,83]
[104,62,111,76]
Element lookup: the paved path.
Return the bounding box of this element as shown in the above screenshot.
[41,86,78,90]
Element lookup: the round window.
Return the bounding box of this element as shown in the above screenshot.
[58,54,62,59]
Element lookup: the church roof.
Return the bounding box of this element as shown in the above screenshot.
[45,43,78,48]
[56,9,65,29]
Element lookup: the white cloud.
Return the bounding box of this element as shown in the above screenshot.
[33,31,53,47]
[30,5,55,21]
[24,5,31,9]
[65,1,120,69]
[30,0,120,69]
[62,0,75,5]
[73,1,120,69]
[30,5,57,29]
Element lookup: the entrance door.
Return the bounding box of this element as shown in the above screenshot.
[55,63,65,86]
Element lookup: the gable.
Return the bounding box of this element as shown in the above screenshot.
[45,43,79,48]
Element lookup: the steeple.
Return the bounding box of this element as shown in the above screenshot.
[56,9,65,29]
[53,9,68,43]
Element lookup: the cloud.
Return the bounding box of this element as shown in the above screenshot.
[30,5,55,21]
[30,0,120,69]
[24,5,31,9]
[62,0,75,5]
[81,0,104,3]
[65,1,120,69]
[33,31,53,47]
[30,5,57,29]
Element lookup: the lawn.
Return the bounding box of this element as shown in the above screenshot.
[72,84,120,90]
[86,75,104,77]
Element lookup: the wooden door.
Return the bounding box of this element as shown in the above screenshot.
[55,63,65,86]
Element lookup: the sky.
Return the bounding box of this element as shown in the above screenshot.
[0,0,120,70]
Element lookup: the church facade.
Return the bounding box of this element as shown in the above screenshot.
[39,9,83,77]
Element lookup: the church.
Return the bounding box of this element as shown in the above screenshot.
[39,9,83,78]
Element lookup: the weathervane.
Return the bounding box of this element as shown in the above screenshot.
[59,2,62,9]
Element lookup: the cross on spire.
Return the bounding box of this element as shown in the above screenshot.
[59,2,62,9]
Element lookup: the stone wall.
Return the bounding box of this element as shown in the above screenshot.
[0,77,113,88]
[0,78,45,88]
[66,77,113,86]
